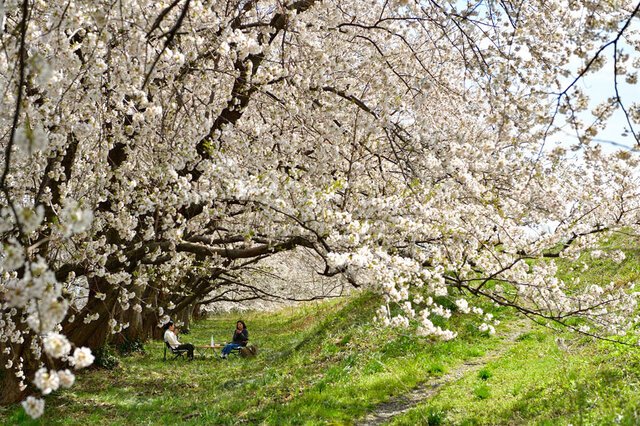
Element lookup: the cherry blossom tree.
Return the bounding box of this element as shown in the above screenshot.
[2,0,640,415]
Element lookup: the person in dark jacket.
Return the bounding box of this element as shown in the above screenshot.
[221,320,248,359]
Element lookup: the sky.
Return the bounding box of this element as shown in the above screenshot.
[559,53,640,153]
[544,5,640,155]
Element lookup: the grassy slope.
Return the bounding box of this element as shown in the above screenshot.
[2,234,640,425]
[391,232,640,426]
[0,293,514,425]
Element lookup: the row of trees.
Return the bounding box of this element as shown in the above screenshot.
[2,0,640,415]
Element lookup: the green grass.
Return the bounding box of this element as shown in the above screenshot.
[388,231,640,426]
[1,295,639,425]
[3,293,640,425]
[388,327,640,426]
[0,292,513,425]
[3,231,640,425]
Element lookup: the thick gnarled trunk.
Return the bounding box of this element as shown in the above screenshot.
[0,334,38,404]
[62,277,119,349]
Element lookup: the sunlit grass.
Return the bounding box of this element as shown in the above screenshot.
[0,292,510,425]
[3,234,640,425]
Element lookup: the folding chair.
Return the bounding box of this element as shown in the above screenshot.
[219,343,243,359]
[163,340,189,361]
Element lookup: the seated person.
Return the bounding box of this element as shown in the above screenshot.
[221,320,248,359]
[163,321,195,360]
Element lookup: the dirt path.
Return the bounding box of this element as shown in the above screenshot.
[355,320,532,426]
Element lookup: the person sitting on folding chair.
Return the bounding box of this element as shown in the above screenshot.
[220,320,248,359]
[164,321,195,360]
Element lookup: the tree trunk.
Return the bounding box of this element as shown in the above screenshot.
[192,303,207,320]
[177,304,192,331]
[110,284,146,345]
[0,333,38,404]
[141,286,163,340]
[62,277,119,349]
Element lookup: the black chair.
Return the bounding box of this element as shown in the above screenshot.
[163,340,189,361]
